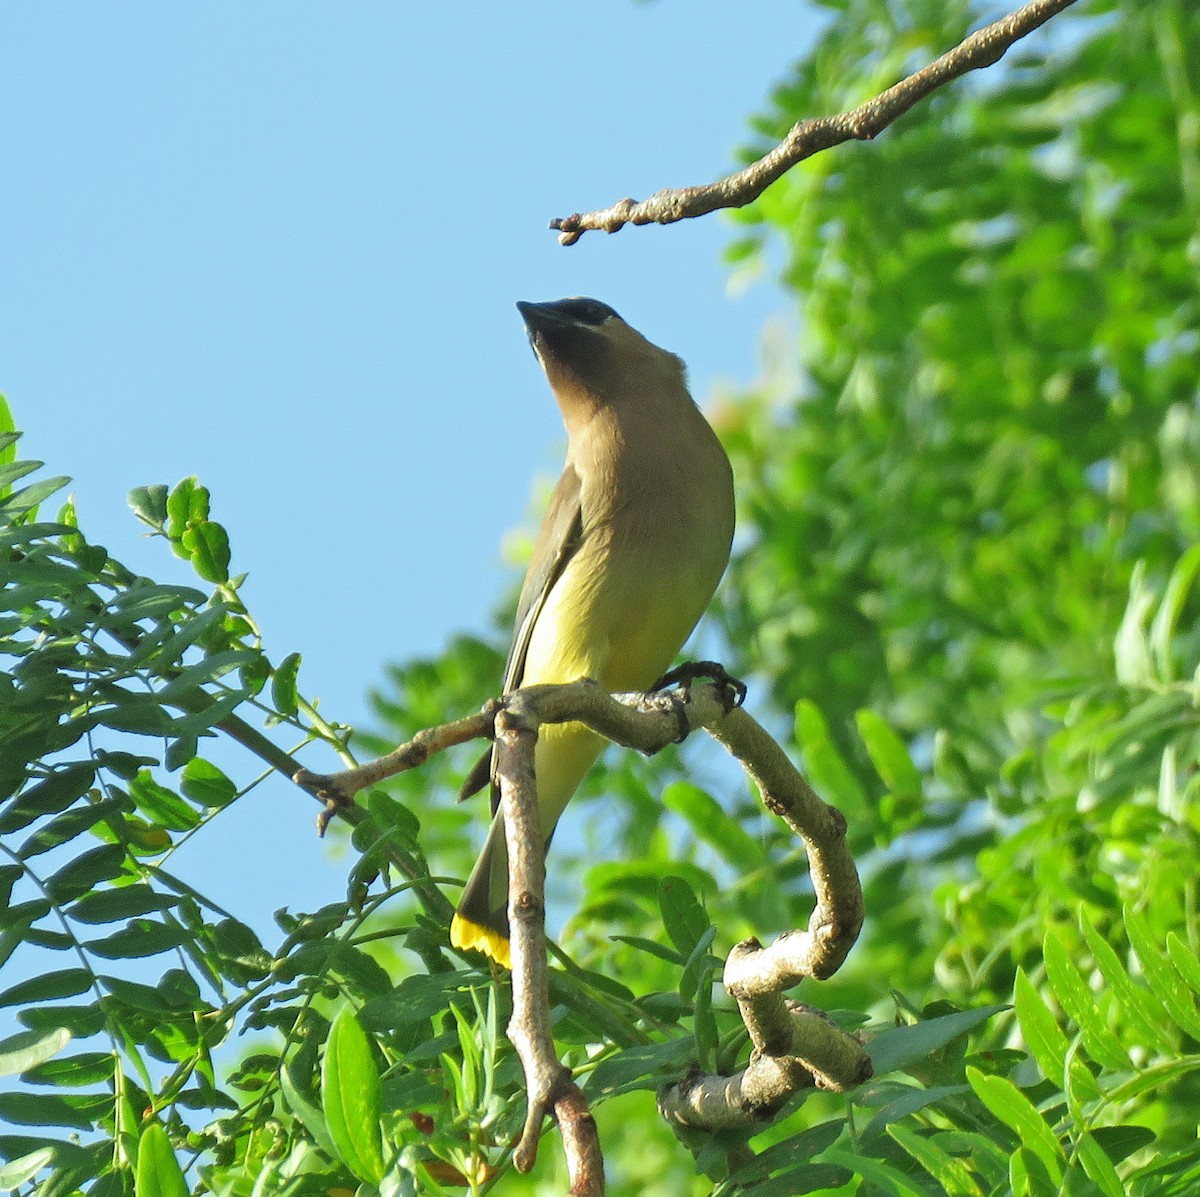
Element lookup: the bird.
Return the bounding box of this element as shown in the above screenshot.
[450,297,736,968]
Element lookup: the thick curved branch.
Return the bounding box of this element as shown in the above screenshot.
[657,710,872,1131]
[551,0,1080,244]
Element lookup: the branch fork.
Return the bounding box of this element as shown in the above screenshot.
[294,668,869,1190]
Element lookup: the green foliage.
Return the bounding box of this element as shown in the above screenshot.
[0,436,462,1194]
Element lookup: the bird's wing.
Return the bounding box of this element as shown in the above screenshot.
[502,463,585,693]
[458,463,585,804]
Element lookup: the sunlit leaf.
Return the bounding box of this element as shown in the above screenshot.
[0,1028,71,1077]
[322,1007,385,1183]
[134,1123,189,1197]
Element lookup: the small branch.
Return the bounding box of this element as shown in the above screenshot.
[294,705,498,833]
[494,703,604,1192]
[711,711,864,982]
[293,678,738,813]
[550,0,1080,244]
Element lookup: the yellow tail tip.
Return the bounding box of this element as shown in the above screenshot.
[450,914,512,969]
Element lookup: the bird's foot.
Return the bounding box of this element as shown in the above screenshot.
[647,661,748,742]
[651,660,748,710]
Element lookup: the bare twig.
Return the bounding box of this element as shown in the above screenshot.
[294,705,498,834]
[550,0,1080,244]
[293,678,736,810]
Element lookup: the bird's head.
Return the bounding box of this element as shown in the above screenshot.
[517,297,687,428]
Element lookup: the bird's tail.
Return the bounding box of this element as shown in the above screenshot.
[451,814,512,968]
[451,722,605,970]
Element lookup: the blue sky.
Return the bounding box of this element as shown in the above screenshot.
[1,3,813,932]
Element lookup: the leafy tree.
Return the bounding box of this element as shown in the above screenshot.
[3,1,1200,1195]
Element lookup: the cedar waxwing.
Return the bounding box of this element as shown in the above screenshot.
[450,298,735,967]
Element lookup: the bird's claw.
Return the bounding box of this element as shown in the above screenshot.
[650,660,748,713]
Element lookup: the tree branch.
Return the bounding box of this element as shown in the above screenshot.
[296,669,870,1178]
[493,702,604,1192]
[550,0,1080,244]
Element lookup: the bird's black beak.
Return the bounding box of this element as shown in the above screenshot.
[517,298,619,364]
[519,301,580,360]
[517,300,576,336]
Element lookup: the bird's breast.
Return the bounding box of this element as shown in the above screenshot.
[521,428,733,694]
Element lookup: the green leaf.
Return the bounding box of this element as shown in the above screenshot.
[0,1145,56,1190]
[584,1040,691,1099]
[1165,932,1200,998]
[0,401,15,460]
[1114,563,1154,685]
[179,758,237,809]
[128,771,200,832]
[609,935,683,965]
[1079,908,1174,1054]
[322,1007,385,1183]
[280,1060,338,1158]
[121,596,220,666]
[0,1090,105,1130]
[744,1119,846,1180]
[0,969,93,1009]
[1075,1128,1125,1197]
[23,1051,116,1088]
[0,460,43,494]
[867,1005,1005,1076]
[661,781,763,872]
[1009,1146,1058,1197]
[84,919,189,959]
[823,1148,933,1197]
[154,647,259,703]
[887,1122,983,1197]
[860,1083,969,1142]
[17,1003,104,1039]
[99,977,174,1015]
[0,899,51,933]
[97,697,173,737]
[0,476,71,519]
[128,484,169,531]
[736,1164,852,1197]
[1148,543,1200,680]
[44,845,128,904]
[0,866,19,910]
[135,1123,189,1197]
[1014,967,1069,1087]
[0,764,96,835]
[966,1067,1063,1184]
[856,710,922,799]
[18,798,127,859]
[181,520,230,584]
[0,1028,71,1076]
[165,477,207,549]
[271,651,302,717]
[1091,1124,1156,1163]
[67,885,175,925]
[658,876,709,957]
[1043,930,1130,1071]
[794,699,868,817]
[1124,906,1200,1040]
